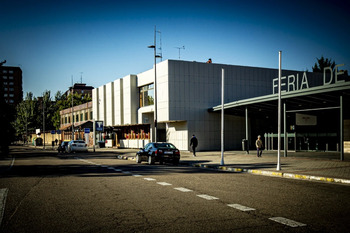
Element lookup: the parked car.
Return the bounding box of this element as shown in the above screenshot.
[57,141,69,154]
[136,142,180,165]
[66,140,88,153]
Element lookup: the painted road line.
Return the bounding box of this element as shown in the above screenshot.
[197,194,219,200]
[269,217,307,227]
[144,178,156,181]
[0,188,9,226]
[107,167,115,170]
[132,174,143,177]
[122,171,131,174]
[101,165,108,168]
[113,168,122,172]
[174,187,193,192]
[157,182,172,186]
[227,204,255,211]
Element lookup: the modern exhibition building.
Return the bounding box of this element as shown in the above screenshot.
[92,59,349,158]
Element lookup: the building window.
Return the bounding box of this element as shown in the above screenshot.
[9,94,14,97]
[3,82,7,85]
[65,117,67,124]
[9,100,14,103]
[3,70,7,74]
[4,94,8,97]
[3,76,7,80]
[90,111,93,120]
[9,76,13,80]
[9,70,14,74]
[76,115,79,122]
[85,112,88,121]
[9,82,13,85]
[139,84,154,107]
[80,113,83,121]
[68,116,71,123]
[9,88,14,91]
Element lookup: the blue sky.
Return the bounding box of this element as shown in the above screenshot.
[1,0,349,98]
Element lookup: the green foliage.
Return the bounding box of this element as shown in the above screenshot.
[312,56,336,73]
[15,90,92,140]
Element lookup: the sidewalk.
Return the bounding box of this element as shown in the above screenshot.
[116,149,350,185]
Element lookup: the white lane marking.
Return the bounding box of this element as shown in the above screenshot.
[269,217,307,227]
[113,169,122,172]
[132,174,143,177]
[0,188,9,226]
[174,187,193,192]
[122,171,131,174]
[107,167,114,170]
[144,178,156,181]
[197,194,219,200]
[157,182,172,186]
[101,165,108,168]
[227,204,255,212]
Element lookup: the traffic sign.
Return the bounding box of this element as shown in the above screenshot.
[95,121,104,132]
[51,130,56,134]
[84,128,90,134]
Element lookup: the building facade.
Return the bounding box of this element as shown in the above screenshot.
[60,101,93,141]
[93,60,350,153]
[0,66,23,106]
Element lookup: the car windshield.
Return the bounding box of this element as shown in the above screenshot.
[73,140,85,143]
[154,143,176,149]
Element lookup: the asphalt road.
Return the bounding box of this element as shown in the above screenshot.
[1,147,350,233]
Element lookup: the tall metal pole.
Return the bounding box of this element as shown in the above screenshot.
[221,68,225,166]
[71,84,74,141]
[93,119,96,152]
[340,95,344,161]
[284,102,287,157]
[245,107,249,154]
[277,51,282,170]
[154,26,158,142]
[43,98,45,149]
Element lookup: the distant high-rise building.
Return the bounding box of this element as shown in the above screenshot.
[65,83,94,96]
[0,66,23,106]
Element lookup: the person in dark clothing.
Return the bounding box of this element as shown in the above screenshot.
[190,135,198,157]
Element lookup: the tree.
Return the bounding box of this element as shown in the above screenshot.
[312,56,336,73]
[15,93,37,143]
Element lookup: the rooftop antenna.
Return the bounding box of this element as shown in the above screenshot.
[156,30,162,61]
[174,46,185,59]
[80,72,83,83]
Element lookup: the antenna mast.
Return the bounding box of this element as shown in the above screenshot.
[174,46,185,59]
[156,30,162,61]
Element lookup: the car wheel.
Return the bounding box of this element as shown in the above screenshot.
[148,155,155,165]
[136,154,142,163]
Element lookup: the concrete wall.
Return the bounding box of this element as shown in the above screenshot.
[113,78,124,125]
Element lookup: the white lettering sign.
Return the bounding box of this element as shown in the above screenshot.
[273,63,347,94]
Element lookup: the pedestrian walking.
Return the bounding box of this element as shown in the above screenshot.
[256,135,263,157]
[190,134,198,157]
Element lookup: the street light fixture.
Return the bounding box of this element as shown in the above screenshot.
[148,26,162,142]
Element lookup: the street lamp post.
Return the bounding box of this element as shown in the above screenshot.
[148,26,162,142]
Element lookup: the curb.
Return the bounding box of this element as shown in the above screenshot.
[116,155,350,185]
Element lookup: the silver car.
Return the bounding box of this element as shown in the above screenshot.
[66,140,88,153]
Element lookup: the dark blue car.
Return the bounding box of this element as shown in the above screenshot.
[136,142,180,165]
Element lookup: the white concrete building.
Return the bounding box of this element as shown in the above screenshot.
[93,59,350,154]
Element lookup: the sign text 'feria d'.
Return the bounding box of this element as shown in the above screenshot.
[272,64,348,94]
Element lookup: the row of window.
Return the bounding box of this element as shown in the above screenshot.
[2,76,14,80]
[4,94,14,97]
[2,70,14,74]
[4,99,14,103]
[3,87,15,91]
[62,111,93,124]
[3,82,14,85]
